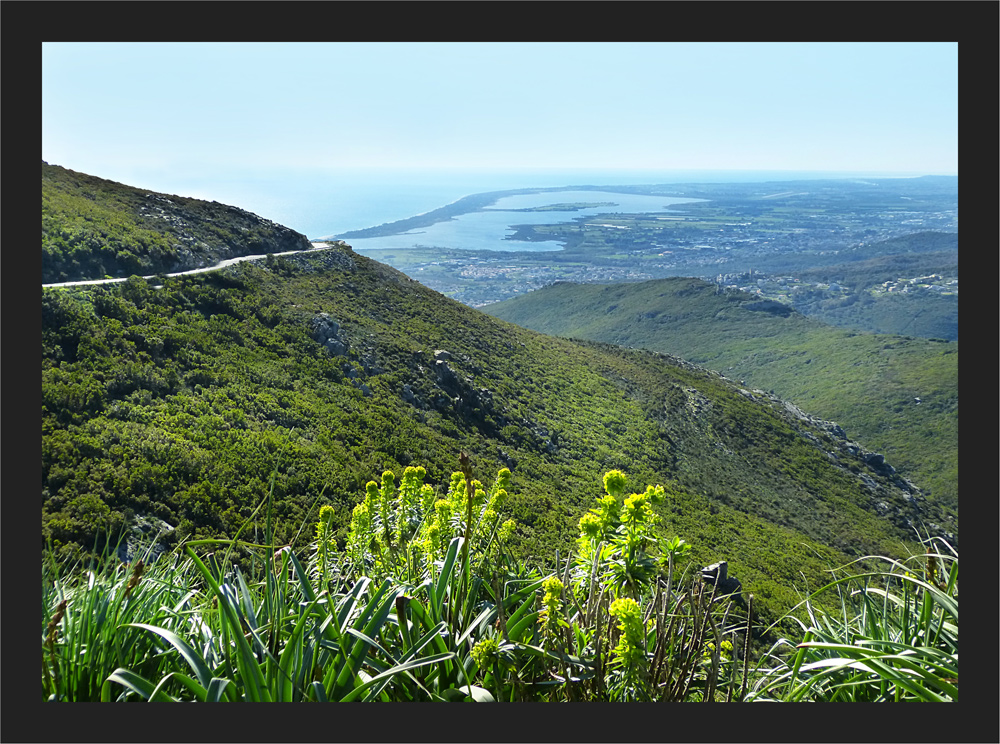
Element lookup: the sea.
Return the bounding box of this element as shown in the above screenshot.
[150,167,928,245]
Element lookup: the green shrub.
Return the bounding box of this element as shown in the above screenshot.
[44,465,762,703]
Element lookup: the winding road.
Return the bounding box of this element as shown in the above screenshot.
[41,243,338,288]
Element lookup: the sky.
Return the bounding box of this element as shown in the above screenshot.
[42,42,958,235]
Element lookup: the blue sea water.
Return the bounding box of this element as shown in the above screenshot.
[162,167,928,242]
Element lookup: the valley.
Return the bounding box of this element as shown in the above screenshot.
[41,164,958,631]
[485,277,958,519]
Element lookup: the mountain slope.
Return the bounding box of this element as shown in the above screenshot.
[41,169,953,626]
[485,277,958,519]
[42,162,311,283]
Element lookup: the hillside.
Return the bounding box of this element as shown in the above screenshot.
[44,267,954,626]
[485,277,958,519]
[42,162,311,283]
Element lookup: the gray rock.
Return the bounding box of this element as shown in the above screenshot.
[117,515,175,564]
[310,313,349,356]
[701,561,743,603]
[435,359,459,387]
[865,452,896,476]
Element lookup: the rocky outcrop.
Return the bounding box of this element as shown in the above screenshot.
[431,351,502,433]
[272,242,357,274]
[729,383,958,546]
[310,313,349,356]
[701,561,743,604]
[116,515,175,564]
[41,162,317,282]
[139,194,313,272]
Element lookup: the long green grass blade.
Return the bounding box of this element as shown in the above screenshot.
[507,610,541,643]
[185,546,272,702]
[433,537,463,619]
[157,671,210,702]
[105,668,178,702]
[456,604,497,647]
[331,580,400,697]
[276,599,322,702]
[287,550,317,604]
[126,623,212,691]
[206,677,233,702]
[338,652,458,702]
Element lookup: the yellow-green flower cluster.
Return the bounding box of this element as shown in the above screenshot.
[538,576,564,635]
[420,483,436,513]
[471,637,500,669]
[315,504,336,543]
[603,470,627,498]
[578,512,602,539]
[703,639,734,661]
[609,597,648,669]
[396,466,427,542]
[423,522,441,558]
[433,499,453,542]
[593,494,620,531]
[339,465,518,583]
[347,499,372,563]
[497,519,516,543]
[622,486,661,529]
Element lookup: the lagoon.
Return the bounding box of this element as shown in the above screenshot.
[345,190,705,254]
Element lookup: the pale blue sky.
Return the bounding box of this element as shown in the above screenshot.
[42,42,957,231]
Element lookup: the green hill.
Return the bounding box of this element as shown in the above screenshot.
[41,168,954,629]
[485,277,958,520]
[42,162,311,283]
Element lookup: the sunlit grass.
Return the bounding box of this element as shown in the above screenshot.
[42,464,956,703]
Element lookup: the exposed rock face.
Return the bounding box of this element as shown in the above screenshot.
[275,242,357,273]
[116,515,175,563]
[865,452,896,476]
[310,313,349,356]
[729,383,955,548]
[145,195,313,270]
[431,353,501,432]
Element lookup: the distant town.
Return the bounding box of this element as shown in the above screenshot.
[714,269,957,306]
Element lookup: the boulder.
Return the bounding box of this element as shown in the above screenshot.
[864,452,896,476]
[310,313,348,356]
[116,515,175,564]
[701,561,743,603]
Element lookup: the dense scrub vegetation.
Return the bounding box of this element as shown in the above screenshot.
[40,169,959,710]
[485,276,958,517]
[42,162,311,283]
[41,465,958,704]
[791,285,957,341]
[42,245,951,631]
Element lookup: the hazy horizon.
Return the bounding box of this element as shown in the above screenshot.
[43,42,957,236]
[39,162,955,241]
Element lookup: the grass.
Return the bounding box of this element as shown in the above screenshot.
[746,536,958,702]
[42,463,957,703]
